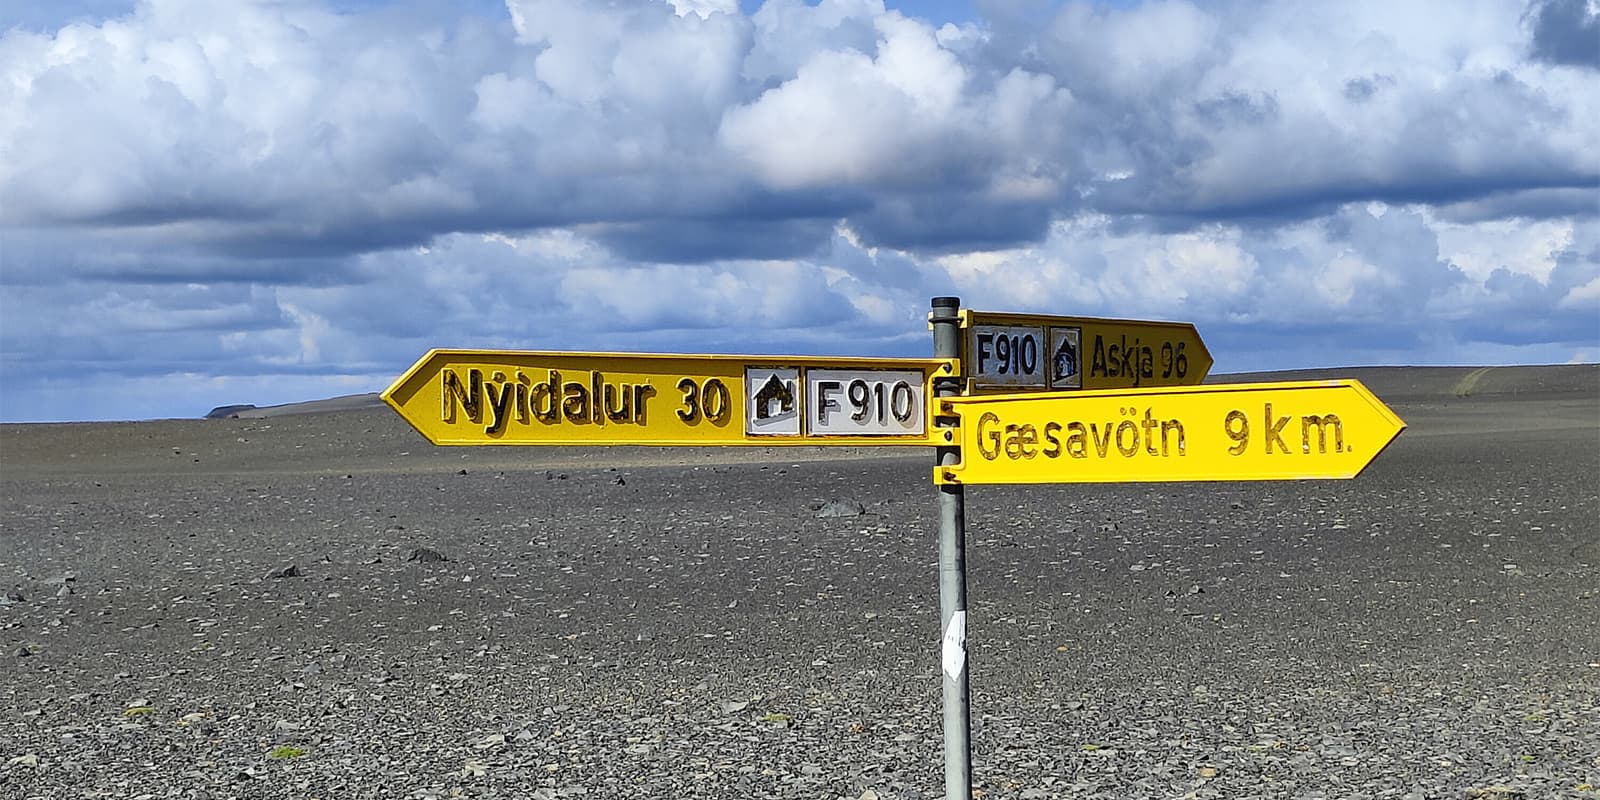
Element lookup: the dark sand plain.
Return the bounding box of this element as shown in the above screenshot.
[1,365,1596,799]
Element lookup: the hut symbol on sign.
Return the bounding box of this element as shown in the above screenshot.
[1050,327,1083,389]
[746,368,801,435]
[754,374,796,419]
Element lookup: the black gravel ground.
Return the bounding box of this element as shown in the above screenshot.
[2,366,1596,799]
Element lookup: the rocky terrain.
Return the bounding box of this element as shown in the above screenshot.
[2,365,1597,799]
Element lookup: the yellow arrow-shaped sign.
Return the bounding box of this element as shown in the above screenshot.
[935,380,1404,485]
[383,349,955,447]
[961,310,1213,392]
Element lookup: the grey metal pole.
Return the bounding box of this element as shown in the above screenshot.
[930,296,972,799]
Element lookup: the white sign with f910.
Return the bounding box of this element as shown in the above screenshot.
[808,369,925,436]
[971,325,1049,387]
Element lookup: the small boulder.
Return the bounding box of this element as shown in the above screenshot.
[406,547,449,564]
[814,499,866,518]
[265,564,301,580]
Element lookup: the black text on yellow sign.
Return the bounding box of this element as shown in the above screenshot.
[960,310,1213,392]
[935,380,1405,484]
[382,349,954,446]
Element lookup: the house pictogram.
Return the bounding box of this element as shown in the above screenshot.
[1047,327,1083,389]
[753,374,796,420]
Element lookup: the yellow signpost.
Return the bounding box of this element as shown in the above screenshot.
[961,310,1212,392]
[934,380,1404,485]
[382,300,1407,800]
[382,349,954,446]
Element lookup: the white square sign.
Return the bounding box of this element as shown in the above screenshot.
[745,367,801,436]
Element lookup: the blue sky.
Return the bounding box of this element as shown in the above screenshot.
[1,0,1596,422]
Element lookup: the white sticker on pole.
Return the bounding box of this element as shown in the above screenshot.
[941,610,967,680]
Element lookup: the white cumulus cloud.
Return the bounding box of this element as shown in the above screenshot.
[0,0,1594,421]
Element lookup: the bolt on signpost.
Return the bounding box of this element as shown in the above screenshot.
[382,300,1406,800]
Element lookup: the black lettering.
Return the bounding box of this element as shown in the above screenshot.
[1115,418,1139,457]
[817,380,842,425]
[1065,422,1088,458]
[603,382,632,422]
[890,382,915,422]
[976,333,995,375]
[1225,409,1249,455]
[1161,419,1185,456]
[441,368,482,424]
[1042,421,1062,458]
[515,372,529,424]
[702,378,730,423]
[484,380,514,434]
[849,379,870,421]
[676,377,699,422]
[1090,422,1113,457]
[1263,403,1290,454]
[530,370,560,423]
[1141,408,1159,455]
[1004,423,1038,459]
[976,412,1002,460]
[633,384,655,425]
[1091,335,1108,377]
[563,381,590,423]
[1302,414,1344,453]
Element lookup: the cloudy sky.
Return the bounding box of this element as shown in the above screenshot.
[1,0,1596,422]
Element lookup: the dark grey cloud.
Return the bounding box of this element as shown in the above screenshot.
[591,217,836,263]
[1526,0,1600,68]
[1432,186,1598,223]
[852,193,1057,252]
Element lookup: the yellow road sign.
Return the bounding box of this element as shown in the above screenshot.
[934,380,1404,485]
[383,349,955,446]
[961,310,1212,392]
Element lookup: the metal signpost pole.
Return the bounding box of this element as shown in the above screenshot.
[930,296,972,798]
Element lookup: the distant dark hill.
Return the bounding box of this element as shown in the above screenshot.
[205,393,383,419]
[204,404,258,419]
